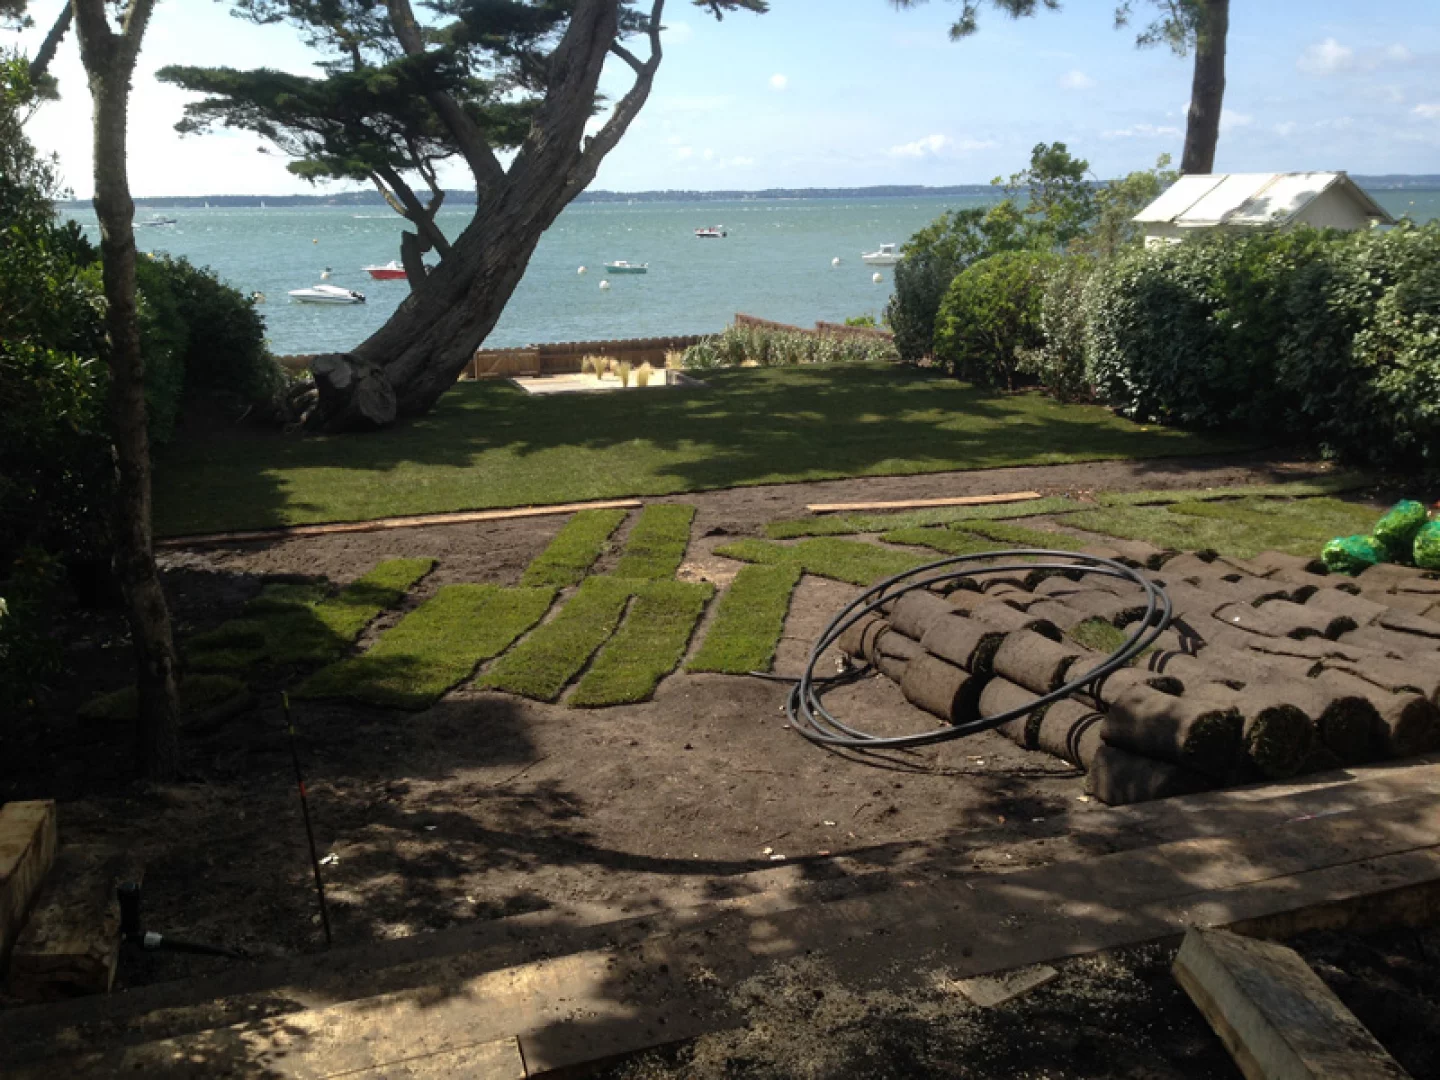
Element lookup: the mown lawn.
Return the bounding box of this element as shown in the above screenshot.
[154,364,1257,536]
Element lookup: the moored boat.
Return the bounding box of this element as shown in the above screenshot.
[695,226,726,238]
[364,260,408,280]
[861,243,901,265]
[288,284,366,304]
[603,260,648,274]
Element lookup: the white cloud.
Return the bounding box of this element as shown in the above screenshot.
[1386,44,1414,64]
[1101,124,1182,140]
[664,21,693,45]
[675,146,694,159]
[1060,70,1096,91]
[1274,121,1298,137]
[726,156,756,168]
[889,134,949,158]
[1222,109,1253,131]
[769,73,788,91]
[1414,103,1440,120]
[702,148,715,161]
[1298,38,1355,75]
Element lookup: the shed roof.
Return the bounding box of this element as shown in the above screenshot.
[1133,172,1395,228]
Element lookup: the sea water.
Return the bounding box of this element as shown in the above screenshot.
[66,190,1440,356]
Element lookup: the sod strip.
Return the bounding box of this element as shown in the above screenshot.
[764,496,1081,540]
[78,674,250,722]
[570,580,715,706]
[1095,475,1369,507]
[520,508,629,588]
[612,504,697,579]
[954,520,1090,551]
[715,537,928,587]
[1067,499,1377,560]
[479,576,634,700]
[189,557,435,668]
[687,563,802,674]
[298,585,555,709]
[880,527,998,556]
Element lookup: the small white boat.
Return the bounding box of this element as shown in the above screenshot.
[861,243,902,266]
[288,284,366,305]
[603,260,648,274]
[139,214,177,227]
[695,226,726,238]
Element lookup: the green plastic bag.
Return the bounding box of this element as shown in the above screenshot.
[1415,519,1440,571]
[1373,500,1429,560]
[1321,534,1386,576]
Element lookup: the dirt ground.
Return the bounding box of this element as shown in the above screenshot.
[2,452,1351,991]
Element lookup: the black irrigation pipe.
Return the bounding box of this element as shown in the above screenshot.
[756,549,1172,751]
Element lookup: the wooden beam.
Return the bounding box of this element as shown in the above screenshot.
[8,847,141,1002]
[805,491,1043,514]
[0,801,57,971]
[1173,927,1410,1080]
[156,499,644,548]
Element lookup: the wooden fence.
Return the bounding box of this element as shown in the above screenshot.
[466,334,708,379]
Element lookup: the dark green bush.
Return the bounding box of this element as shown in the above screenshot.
[934,250,1060,388]
[1022,256,1094,401]
[1083,223,1440,470]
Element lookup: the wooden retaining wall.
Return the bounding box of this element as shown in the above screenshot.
[736,312,895,342]
[467,334,707,379]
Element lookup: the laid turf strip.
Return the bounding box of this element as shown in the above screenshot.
[612,504,696,579]
[571,580,715,706]
[78,674,249,722]
[716,537,928,586]
[764,496,1081,539]
[688,563,802,674]
[521,508,629,587]
[188,557,435,669]
[298,585,555,709]
[479,576,634,700]
[1095,475,1368,507]
[879,527,998,556]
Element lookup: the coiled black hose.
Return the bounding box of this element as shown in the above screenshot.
[766,549,1172,750]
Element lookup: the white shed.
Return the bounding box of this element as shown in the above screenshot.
[1134,172,1394,246]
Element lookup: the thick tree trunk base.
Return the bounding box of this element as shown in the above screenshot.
[306,354,399,432]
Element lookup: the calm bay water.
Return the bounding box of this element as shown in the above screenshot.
[66,189,1440,356]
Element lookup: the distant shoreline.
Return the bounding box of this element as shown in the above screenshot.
[57,177,1440,209]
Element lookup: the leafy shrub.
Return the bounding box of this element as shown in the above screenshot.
[883,201,1029,363]
[1083,222,1440,470]
[934,250,1061,388]
[681,325,898,369]
[1021,256,1093,401]
[0,550,67,715]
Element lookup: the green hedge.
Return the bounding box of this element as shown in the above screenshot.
[934,250,1060,388]
[1083,223,1440,470]
[682,324,897,370]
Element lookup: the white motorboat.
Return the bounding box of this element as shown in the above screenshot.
[861,243,902,266]
[603,260,648,274]
[695,226,726,238]
[288,284,366,304]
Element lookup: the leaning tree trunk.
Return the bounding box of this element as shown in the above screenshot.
[305,0,653,430]
[74,0,180,780]
[1180,0,1228,175]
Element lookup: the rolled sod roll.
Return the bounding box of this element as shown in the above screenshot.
[874,628,922,664]
[1036,698,1105,768]
[1316,669,1440,759]
[991,630,1085,695]
[1024,599,1092,631]
[1337,626,1432,658]
[971,601,1061,640]
[1254,599,1357,640]
[978,676,1047,749]
[1305,587,1389,626]
[1085,666,1184,709]
[874,652,909,683]
[982,583,1037,609]
[1324,656,1440,704]
[1156,552,1219,581]
[901,653,983,725]
[1085,744,1215,806]
[836,613,887,660]
[919,613,1006,677]
[1198,576,1298,607]
[1100,685,1241,779]
[889,590,955,641]
[945,589,989,615]
[1079,541,1170,570]
[1376,608,1440,640]
[1247,550,1329,579]
[1285,676,1379,765]
[1033,575,1089,600]
[1204,684,1315,780]
[1053,590,1150,627]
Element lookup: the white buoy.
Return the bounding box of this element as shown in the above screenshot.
[831,257,841,267]
[577,265,587,274]
[320,267,331,280]
[599,279,611,290]
[872,272,883,284]
[312,238,319,244]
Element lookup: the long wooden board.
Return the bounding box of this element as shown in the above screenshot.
[1173,928,1409,1080]
[0,800,56,970]
[157,499,643,548]
[805,491,1042,514]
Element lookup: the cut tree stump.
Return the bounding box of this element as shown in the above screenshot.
[7,846,141,1002]
[1173,927,1410,1080]
[0,801,56,972]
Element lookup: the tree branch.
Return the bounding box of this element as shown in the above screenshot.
[609,40,644,73]
[567,0,663,193]
[383,0,505,193]
[28,1,73,84]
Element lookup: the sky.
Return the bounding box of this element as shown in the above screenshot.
[11,0,1440,198]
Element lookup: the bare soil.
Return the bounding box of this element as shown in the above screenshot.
[2,453,1340,991]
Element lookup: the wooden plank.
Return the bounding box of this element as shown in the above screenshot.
[953,965,1059,1007]
[156,499,643,548]
[805,490,1042,514]
[8,846,140,1001]
[1173,927,1410,1080]
[0,801,57,971]
[334,1036,526,1079]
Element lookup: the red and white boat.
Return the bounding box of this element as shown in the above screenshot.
[363,260,407,280]
[694,226,726,238]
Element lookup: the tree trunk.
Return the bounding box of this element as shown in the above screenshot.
[1180,0,1228,175]
[74,0,180,781]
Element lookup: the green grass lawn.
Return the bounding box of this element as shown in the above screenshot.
[154,365,1256,536]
